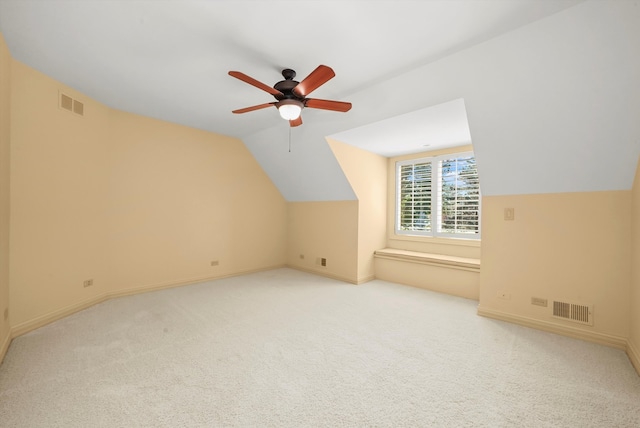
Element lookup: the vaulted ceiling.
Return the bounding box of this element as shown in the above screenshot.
[1,0,639,201]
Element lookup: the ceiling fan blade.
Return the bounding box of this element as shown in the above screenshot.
[292,65,335,97]
[232,102,276,114]
[305,98,352,112]
[229,71,283,97]
[289,116,303,127]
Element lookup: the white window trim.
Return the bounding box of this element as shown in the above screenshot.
[395,151,481,240]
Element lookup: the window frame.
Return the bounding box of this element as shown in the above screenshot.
[395,151,481,240]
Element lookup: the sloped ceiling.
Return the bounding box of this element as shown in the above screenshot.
[1,0,638,201]
[329,98,472,158]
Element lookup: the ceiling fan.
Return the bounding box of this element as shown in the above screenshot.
[228,65,352,127]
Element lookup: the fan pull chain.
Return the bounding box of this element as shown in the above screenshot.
[288,125,292,152]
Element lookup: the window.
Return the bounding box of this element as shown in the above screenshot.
[396,152,480,239]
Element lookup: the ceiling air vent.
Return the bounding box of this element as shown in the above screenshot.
[552,300,593,326]
[59,92,84,116]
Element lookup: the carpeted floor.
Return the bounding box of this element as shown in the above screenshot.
[1,268,639,427]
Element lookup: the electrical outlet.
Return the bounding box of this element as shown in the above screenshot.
[496,291,511,300]
[210,260,219,266]
[83,279,94,288]
[531,297,548,307]
[504,208,515,221]
[321,258,327,267]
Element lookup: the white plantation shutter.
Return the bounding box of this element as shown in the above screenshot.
[437,155,481,237]
[396,152,480,239]
[398,161,432,232]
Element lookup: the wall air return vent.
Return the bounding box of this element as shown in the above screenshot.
[73,99,84,115]
[60,93,73,111]
[59,92,84,116]
[552,300,593,326]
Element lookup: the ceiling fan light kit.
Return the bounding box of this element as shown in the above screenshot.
[229,65,351,127]
[276,99,303,120]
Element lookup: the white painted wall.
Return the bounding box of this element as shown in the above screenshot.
[245,1,640,200]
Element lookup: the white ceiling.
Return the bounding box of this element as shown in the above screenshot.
[0,0,583,155]
[329,98,471,157]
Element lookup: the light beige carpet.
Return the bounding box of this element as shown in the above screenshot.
[1,268,639,427]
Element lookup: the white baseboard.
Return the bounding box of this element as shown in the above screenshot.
[10,265,286,340]
[0,328,10,365]
[477,306,627,350]
[109,264,287,299]
[356,274,376,285]
[287,265,358,284]
[627,339,640,377]
[11,294,110,338]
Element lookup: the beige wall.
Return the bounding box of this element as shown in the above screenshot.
[286,201,358,283]
[479,191,631,342]
[631,158,640,370]
[0,33,11,356]
[10,61,112,328]
[107,110,287,293]
[328,138,387,283]
[9,59,286,331]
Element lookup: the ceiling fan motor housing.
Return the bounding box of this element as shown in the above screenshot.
[274,69,301,101]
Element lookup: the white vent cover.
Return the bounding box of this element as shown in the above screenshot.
[59,92,84,116]
[552,301,593,326]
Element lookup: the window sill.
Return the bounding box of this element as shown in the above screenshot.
[391,234,481,248]
[374,248,480,272]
